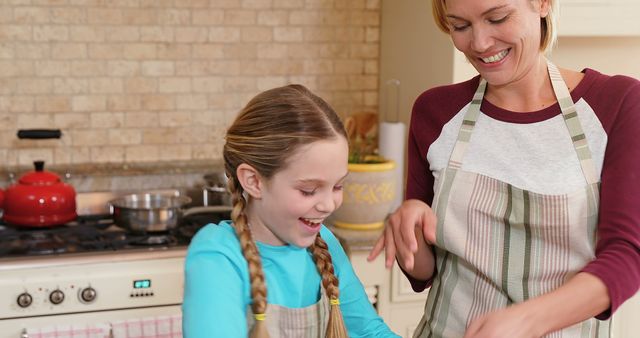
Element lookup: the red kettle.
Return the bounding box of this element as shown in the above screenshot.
[2,160,77,227]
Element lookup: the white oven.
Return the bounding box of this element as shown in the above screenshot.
[0,249,186,338]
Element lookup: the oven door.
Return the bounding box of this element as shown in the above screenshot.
[0,305,182,338]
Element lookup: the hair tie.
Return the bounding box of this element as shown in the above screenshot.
[330,298,340,306]
[254,313,266,321]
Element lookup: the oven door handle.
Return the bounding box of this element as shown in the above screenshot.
[21,326,115,338]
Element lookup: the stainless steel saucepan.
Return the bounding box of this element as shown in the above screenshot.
[202,172,231,206]
[109,193,192,233]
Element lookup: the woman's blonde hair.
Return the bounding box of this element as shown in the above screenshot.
[431,0,559,53]
[223,84,349,338]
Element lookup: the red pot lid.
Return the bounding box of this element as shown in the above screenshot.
[18,160,61,185]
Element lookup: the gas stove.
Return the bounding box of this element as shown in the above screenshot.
[0,214,212,259]
[0,191,230,338]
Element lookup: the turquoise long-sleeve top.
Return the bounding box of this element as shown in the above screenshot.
[182,220,399,338]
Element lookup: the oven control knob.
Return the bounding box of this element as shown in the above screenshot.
[49,289,65,305]
[17,292,32,308]
[80,287,97,303]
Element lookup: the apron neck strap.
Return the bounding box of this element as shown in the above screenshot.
[446,79,486,170]
[547,60,598,184]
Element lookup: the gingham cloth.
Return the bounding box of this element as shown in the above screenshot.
[25,324,110,338]
[111,314,182,338]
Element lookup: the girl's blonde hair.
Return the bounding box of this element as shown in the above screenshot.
[223,84,349,338]
[432,0,559,53]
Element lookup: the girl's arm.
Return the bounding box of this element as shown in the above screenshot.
[182,227,248,337]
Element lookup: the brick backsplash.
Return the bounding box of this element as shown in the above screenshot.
[0,0,380,166]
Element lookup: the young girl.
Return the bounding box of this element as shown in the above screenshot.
[182,84,399,338]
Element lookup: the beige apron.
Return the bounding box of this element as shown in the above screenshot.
[246,289,331,338]
[414,61,609,338]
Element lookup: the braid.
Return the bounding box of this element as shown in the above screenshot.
[310,235,348,338]
[227,177,270,338]
[310,235,340,299]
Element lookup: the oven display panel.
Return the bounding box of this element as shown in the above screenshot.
[133,279,152,289]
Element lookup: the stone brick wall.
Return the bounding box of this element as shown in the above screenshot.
[0,0,380,166]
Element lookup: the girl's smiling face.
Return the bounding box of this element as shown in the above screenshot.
[248,136,349,248]
[445,0,549,86]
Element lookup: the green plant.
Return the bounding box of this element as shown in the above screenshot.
[348,133,386,164]
[344,112,387,164]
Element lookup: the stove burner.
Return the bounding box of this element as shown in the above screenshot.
[23,234,69,255]
[126,232,176,246]
[0,223,116,256]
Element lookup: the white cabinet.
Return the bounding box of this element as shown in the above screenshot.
[390,262,428,303]
[349,250,429,338]
[388,264,429,337]
[558,0,640,36]
[612,291,640,338]
[349,251,391,316]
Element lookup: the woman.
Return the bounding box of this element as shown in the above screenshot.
[369,0,640,337]
[183,84,399,338]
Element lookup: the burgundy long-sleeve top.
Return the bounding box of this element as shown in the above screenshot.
[404,68,640,319]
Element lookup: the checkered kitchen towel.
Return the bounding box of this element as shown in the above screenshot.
[25,323,110,338]
[111,314,182,338]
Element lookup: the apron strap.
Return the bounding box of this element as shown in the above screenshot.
[547,60,599,185]
[446,79,486,169]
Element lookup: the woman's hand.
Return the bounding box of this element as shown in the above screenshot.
[464,272,609,338]
[464,304,541,338]
[367,199,437,278]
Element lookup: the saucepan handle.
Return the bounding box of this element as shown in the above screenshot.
[17,129,62,139]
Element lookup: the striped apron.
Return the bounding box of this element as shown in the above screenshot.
[413,61,609,338]
[246,290,330,338]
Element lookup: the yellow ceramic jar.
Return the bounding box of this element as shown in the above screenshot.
[331,160,396,230]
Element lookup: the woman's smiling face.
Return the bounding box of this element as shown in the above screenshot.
[445,0,549,86]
